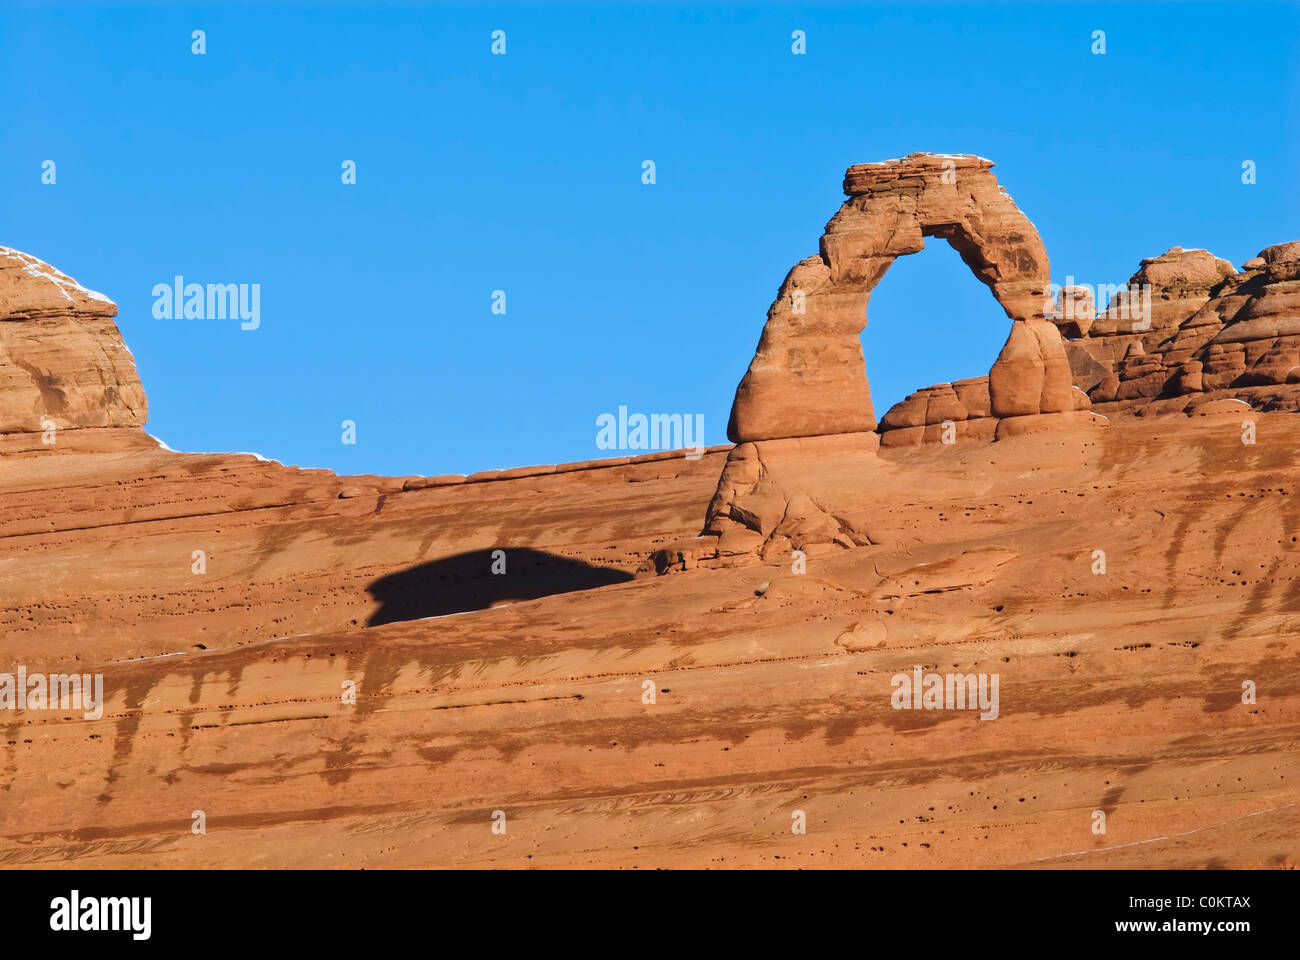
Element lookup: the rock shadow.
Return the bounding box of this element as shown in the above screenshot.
[366,547,633,625]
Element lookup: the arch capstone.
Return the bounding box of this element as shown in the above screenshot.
[728,153,1075,444]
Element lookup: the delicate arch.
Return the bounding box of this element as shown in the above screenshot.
[727,154,1074,443]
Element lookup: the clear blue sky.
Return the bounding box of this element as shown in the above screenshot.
[4,2,1297,476]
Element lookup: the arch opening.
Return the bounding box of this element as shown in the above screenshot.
[862,237,1013,420]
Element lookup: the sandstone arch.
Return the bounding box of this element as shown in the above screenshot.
[689,154,1093,562]
[729,153,1076,443]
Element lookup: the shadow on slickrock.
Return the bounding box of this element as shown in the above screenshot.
[366,547,633,625]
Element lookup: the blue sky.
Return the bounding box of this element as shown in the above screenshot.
[4,1,1297,476]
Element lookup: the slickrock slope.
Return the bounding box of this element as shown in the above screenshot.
[4,415,1298,869]
[2,212,1298,869]
[0,423,727,665]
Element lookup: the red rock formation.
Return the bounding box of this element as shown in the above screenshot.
[704,154,1091,556]
[1050,285,1096,338]
[1063,242,1300,413]
[0,247,147,433]
[1092,246,1237,338]
[877,377,996,447]
[728,154,1071,445]
[987,316,1084,433]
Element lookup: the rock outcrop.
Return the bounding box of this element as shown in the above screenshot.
[1092,246,1236,338]
[0,247,147,433]
[877,376,996,446]
[1049,246,1238,397]
[1060,242,1300,412]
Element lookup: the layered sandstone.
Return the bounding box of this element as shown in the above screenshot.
[1061,242,1300,412]
[4,388,1298,870]
[876,376,996,447]
[1089,246,1237,339]
[0,247,147,433]
[878,374,1096,448]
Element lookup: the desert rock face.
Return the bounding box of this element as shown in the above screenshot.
[5,374,1299,869]
[0,248,147,433]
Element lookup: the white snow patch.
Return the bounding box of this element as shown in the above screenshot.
[928,153,995,162]
[0,245,114,305]
[857,153,995,167]
[147,432,273,462]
